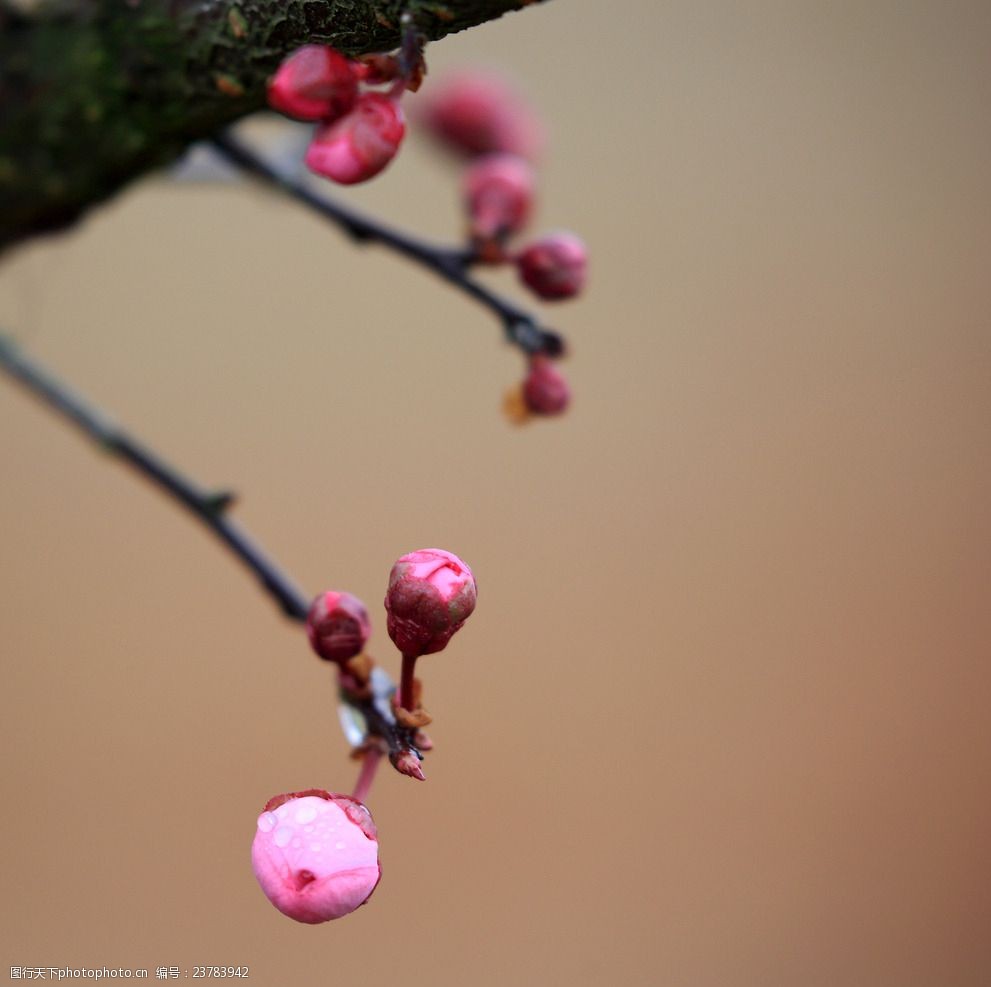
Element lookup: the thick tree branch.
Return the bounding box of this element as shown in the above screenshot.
[0,0,548,253]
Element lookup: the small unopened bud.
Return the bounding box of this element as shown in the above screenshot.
[523,355,570,416]
[385,548,477,658]
[420,71,544,160]
[463,154,534,243]
[391,749,426,780]
[267,45,358,122]
[252,791,380,923]
[306,591,371,663]
[305,93,406,185]
[516,232,587,301]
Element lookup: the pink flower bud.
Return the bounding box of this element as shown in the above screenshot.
[391,749,426,781]
[267,45,359,123]
[252,790,380,924]
[305,93,406,185]
[463,154,534,242]
[523,355,571,416]
[306,591,371,663]
[516,232,588,301]
[385,549,477,658]
[420,71,544,160]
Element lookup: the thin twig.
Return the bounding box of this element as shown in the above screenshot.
[0,334,309,620]
[0,334,424,774]
[210,133,565,357]
[351,746,382,803]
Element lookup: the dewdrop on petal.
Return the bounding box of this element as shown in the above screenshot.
[252,790,380,924]
[385,549,477,657]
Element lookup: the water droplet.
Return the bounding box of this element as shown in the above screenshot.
[273,826,293,848]
[295,803,318,825]
[257,811,277,833]
[335,841,346,851]
[310,842,322,852]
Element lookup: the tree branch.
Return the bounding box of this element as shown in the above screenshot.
[0,334,310,619]
[0,333,424,773]
[0,0,549,253]
[211,132,564,356]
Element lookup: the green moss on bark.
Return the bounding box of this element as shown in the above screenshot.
[0,0,546,252]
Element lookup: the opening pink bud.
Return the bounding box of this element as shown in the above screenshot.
[463,153,534,242]
[252,791,380,924]
[516,232,588,301]
[523,355,571,416]
[385,548,477,657]
[306,591,371,663]
[305,93,406,185]
[267,45,359,122]
[420,71,544,160]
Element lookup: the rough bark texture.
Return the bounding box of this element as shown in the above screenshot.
[0,0,545,253]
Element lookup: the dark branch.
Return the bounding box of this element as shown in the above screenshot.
[211,132,564,356]
[0,333,425,772]
[0,335,309,620]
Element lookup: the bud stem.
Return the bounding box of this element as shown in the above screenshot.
[351,747,383,804]
[399,653,419,712]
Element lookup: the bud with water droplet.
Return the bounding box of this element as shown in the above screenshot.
[251,790,380,923]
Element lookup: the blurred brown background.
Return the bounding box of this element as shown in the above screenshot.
[2,1,990,984]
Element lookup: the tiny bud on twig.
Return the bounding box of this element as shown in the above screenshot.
[306,590,372,664]
[267,46,359,123]
[464,154,535,245]
[523,355,571,416]
[306,93,406,185]
[385,549,478,659]
[391,749,426,781]
[420,71,544,160]
[516,232,588,301]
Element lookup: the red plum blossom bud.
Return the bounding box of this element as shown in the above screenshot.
[385,549,477,657]
[305,93,406,185]
[523,355,570,416]
[306,591,371,663]
[252,790,380,923]
[267,45,359,122]
[464,154,534,243]
[420,71,544,160]
[517,232,588,301]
